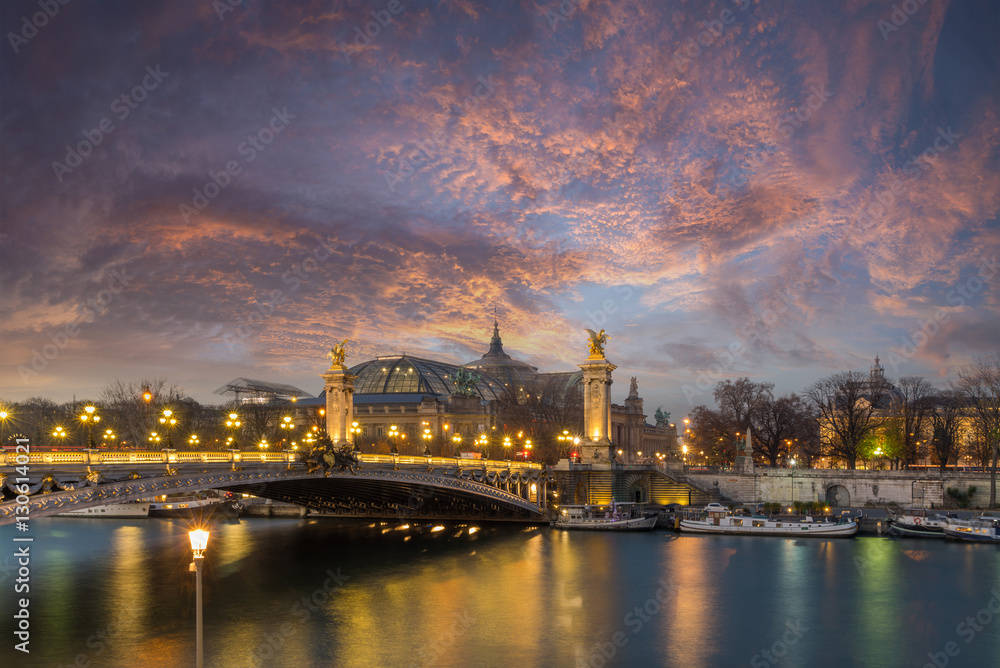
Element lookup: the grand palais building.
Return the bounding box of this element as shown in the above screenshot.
[289,322,675,460]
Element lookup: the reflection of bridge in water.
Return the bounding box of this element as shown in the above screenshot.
[0,451,548,525]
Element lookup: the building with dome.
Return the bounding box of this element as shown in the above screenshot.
[295,321,676,460]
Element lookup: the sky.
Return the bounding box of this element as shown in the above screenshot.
[1,0,998,419]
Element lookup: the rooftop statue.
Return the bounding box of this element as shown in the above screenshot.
[329,339,349,366]
[584,328,610,357]
[452,366,481,397]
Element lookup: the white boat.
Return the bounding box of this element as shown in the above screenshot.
[552,502,657,531]
[56,502,150,518]
[887,508,954,538]
[149,495,222,517]
[942,516,1000,543]
[680,504,858,537]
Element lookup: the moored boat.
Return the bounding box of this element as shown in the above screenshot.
[56,502,150,518]
[148,494,222,517]
[552,502,657,531]
[942,516,1000,543]
[887,508,954,539]
[680,504,857,537]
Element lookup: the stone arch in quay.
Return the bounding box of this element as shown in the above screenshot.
[825,484,851,507]
[574,481,589,505]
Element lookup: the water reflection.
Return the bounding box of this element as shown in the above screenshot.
[4,520,1000,668]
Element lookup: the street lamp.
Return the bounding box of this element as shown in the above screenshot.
[52,426,66,446]
[349,421,361,448]
[477,432,489,460]
[389,425,399,455]
[79,405,101,448]
[422,428,432,456]
[503,436,511,460]
[160,409,177,449]
[525,439,532,461]
[452,434,462,457]
[188,528,210,668]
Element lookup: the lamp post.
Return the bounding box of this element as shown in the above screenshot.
[280,416,295,450]
[422,428,432,456]
[524,439,532,462]
[389,424,399,455]
[452,434,462,458]
[52,426,66,448]
[160,409,177,449]
[188,528,210,668]
[79,405,100,448]
[503,436,511,461]
[349,421,361,449]
[225,413,241,450]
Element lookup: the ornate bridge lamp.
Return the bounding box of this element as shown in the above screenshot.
[422,428,433,456]
[477,433,489,461]
[452,434,463,460]
[349,421,361,450]
[225,413,241,451]
[280,416,295,450]
[388,424,399,454]
[503,436,512,461]
[79,405,101,449]
[188,528,210,668]
[524,439,532,462]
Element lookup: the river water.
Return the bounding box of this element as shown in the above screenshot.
[2,517,999,668]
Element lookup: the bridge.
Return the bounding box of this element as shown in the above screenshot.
[0,450,548,525]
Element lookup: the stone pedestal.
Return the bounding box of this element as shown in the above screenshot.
[321,364,357,445]
[578,356,617,463]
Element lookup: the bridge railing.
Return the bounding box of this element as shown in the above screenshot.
[1,450,543,470]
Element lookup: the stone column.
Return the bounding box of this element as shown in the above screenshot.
[578,356,617,463]
[321,363,357,446]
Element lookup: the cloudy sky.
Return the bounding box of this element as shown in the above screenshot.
[1,0,998,417]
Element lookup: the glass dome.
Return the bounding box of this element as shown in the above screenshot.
[349,355,505,402]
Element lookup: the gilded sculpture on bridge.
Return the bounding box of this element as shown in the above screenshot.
[585,328,610,358]
[329,339,349,366]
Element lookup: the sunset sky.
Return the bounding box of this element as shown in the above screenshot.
[1,0,998,417]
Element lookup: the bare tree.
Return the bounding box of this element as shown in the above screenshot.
[98,378,183,448]
[927,391,964,473]
[807,370,892,469]
[714,378,774,432]
[754,394,812,467]
[955,353,1000,508]
[497,377,583,464]
[888,376,934,468]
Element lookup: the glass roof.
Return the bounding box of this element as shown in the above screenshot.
[349,356,505,402]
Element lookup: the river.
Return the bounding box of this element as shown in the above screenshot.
[2,517,999,667]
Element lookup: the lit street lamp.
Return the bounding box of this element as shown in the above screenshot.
[188,528,210,668]
[389,424,399,455]
[79,405,101,448]
[422,428,432,456]
[349,421,361,448]
[452,434,463,457]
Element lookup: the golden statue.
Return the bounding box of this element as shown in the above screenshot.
[584,328,609,357]
[329,339,349,366]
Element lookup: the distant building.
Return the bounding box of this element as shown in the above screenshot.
[293,321,675,458]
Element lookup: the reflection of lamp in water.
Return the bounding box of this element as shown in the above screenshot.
[188,529,210,668]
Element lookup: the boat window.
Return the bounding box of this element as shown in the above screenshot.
[732,519,743,526]
[753,520,764,527]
